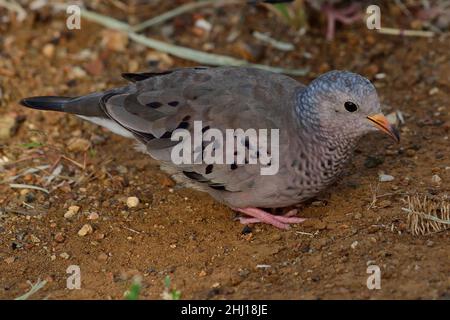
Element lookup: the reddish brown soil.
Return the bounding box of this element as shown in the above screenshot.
[0,2,449,299]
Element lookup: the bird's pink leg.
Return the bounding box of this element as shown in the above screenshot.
[323,3,362,40]
[234,207,306,230]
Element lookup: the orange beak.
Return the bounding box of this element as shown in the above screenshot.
[367,113,400,143]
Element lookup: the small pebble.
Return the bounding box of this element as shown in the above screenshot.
[0,114,18,140]
[379,174,395,182]
[69,205,80,213]
[88,212,99,220]
[195,18,212,32]
[54,232,65,243]
[350,241,359,249]
[405,149,416,157]
[29,234,40,243]
[64,205,80,219]
[126,196,140,208]
[71,66,87,78]
[428,87,439,95]
[78,224,93,237]
[94,232,105,240]
[431,174,442,184]
[98,252,108,261]
[60,252,70,259]
[42,43,55,58]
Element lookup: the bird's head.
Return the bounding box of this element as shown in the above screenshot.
[298,70,399,143]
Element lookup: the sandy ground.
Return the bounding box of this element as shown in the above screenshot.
[0,2,449,299]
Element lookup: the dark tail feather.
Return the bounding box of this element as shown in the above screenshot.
[20,96,75,112]
[20,92,105,117]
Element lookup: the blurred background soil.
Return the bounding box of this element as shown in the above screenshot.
[0,0,449,299]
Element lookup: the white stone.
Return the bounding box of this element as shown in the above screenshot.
[126,196,140,208]
[379,174,394,182]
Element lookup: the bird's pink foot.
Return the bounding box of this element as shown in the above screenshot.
[234,207,306,230]
[323,3,362,40]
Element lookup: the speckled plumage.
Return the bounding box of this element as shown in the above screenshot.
[20,66,394,228]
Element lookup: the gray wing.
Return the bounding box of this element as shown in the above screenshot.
[101,67,303,196]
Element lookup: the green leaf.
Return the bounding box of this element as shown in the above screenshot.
[164,275,171,288]
[274,3,290,20]
[171,290,181,300]
[88,148,97,158]
[19,142,44,149]
[124,282,141,300]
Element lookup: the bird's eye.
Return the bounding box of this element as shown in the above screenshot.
[344,101,358,112]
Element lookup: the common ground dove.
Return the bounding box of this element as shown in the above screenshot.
[20,67,399,229]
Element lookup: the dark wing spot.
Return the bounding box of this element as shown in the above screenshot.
[202,126,210,133]
[146,102,162,108]
[230,163,238,170]
[182,171,231,192]
[176,122,189,129]
[205,164,213,174]
[182,171,209,183]
[160,131,172,139]
[209,184,226,191]
[168,101,179,107]
[159,121,189,139]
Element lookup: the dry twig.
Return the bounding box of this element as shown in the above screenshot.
[402,195,450,236]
